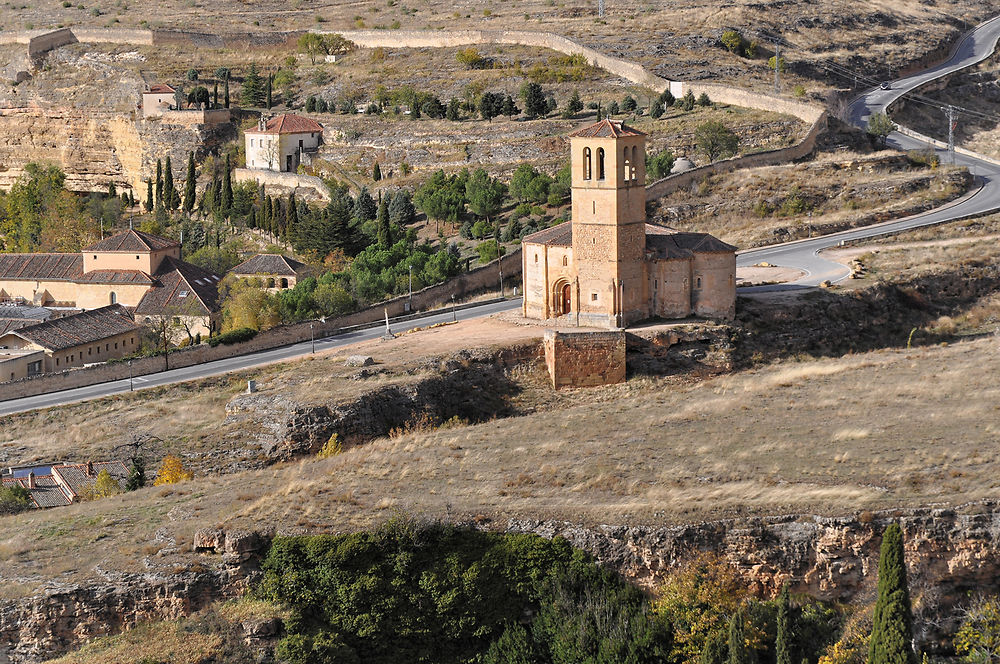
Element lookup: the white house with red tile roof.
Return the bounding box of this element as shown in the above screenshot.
[141,84,177,118]
[245,113,323,173]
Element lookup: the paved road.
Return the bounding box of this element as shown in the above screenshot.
[0,298,522,416]
[738,15,1000,290]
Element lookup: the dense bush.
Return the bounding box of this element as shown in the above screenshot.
[208,327,258,347]
[259,520,672,664]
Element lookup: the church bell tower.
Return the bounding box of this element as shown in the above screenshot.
[568,119,647,328]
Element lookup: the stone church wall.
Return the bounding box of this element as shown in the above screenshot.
[691,252,737,319]
[543,329,626,389]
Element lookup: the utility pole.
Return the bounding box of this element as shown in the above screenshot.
[941,104,956,163]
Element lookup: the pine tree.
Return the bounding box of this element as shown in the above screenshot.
[869,524,915,664]
[354,187,377,222]
[777,583,796,664]
[155,159,163,207]
[223,77,230,108]
[241,63,265,107]
[145,179,153,212]
[221,154,233,215]
[376,195,390,248]
[388,189,415,226]
[728,606,755,664]
[163,155,175,210]
[373,162,382,182]
[183,152,196,212]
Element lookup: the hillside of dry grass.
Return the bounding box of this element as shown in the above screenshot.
[0,0,992,89]
[650,151,969,248]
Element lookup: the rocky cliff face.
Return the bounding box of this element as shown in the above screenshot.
[510,503,1000,648]
[0,529,266,663]
[0,107,234,199]
[2,505,998,661]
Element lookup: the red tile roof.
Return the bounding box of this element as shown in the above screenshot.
[145,84,175,94]
[568,118,645,138]
[245,113,323,135]
[2,475,71,508]
[230,254,307,277]
[0,254,83,281]
[4,304,142,352]
[52,460,130,500]
[135,256,221,317]
[84,229,179,253]
[522,222,572,247]
[77,270,156,285]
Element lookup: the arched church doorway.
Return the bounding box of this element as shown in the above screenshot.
[560,282,572,315]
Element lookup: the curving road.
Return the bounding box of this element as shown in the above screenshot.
[0,298,522,417]
[738,15,1000,290]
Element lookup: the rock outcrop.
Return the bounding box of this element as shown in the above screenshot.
[509,503,1000,648]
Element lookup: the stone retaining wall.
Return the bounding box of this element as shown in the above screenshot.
[233,168,331,203]
[645,110,828,201]
[0,249,523,403]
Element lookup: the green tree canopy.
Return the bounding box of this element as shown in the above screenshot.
[868,524,915,664]
[695,120,739,162]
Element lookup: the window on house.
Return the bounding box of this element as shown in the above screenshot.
[696,276,702,288]
[114,342,118,350]
[597,148,606,180]
[93,255,97,260]
[178,290,189,298]
[27,360,41,375]
[583,147,592,180]
[88,348,91,356]
[592,200,596,214]
[562,256,568,267]
[106,344,109,351]
[136,255,140,260]
[631,146,639,181]
[591,293,598,301]
[56,358,59,366]
[534,254,538,263]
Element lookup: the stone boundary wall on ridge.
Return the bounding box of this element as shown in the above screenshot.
[645,110,828,201]
[0,249,523,403]
[159,108,231,126]
[233,168,331,203]
[27,28,76,57]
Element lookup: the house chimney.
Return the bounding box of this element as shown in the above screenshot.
[27,472,35,489]
[86,461,94,477]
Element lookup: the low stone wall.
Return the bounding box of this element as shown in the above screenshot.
[70,28,155,45]
[151,29,304,49]
[0,249,523,403]
[27,28,76,58]
[543,329,626,389]
[233,168,331,203]
[645,110,828,201]
[159,109,231,126]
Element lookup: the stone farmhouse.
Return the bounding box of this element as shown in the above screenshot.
[521,119,736,328]
[245,113,323,173]
[0,304,142,382]
[1,460,130,508]
[230,253,309,291]
[0,228,222,338]
[141,84,176,118]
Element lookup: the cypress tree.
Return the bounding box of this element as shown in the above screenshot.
[221,154,233,214]
[183,152,196,212]
[868,524,915,664]
[213,80,219,107]
[224,77,230,108]
[702,630,728,664]
[163,155,175,209]
[373,162,382,181]
[129,190,135,208]
[248,206,256,229]
[266,74,273,110]
[776,583,796,664]
[155,159,163,206]
[287,192,298,231]
[145,179,153,212]
[728,605,755,664]
[376,195,390,248]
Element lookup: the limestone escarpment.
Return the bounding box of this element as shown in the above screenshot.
[510,503,1000,648]
[0,107,234,198]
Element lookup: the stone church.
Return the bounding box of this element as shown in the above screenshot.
[521,119,737,328]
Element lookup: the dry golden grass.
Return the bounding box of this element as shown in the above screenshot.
[651,152,967,248]
[3,333,1000,599]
